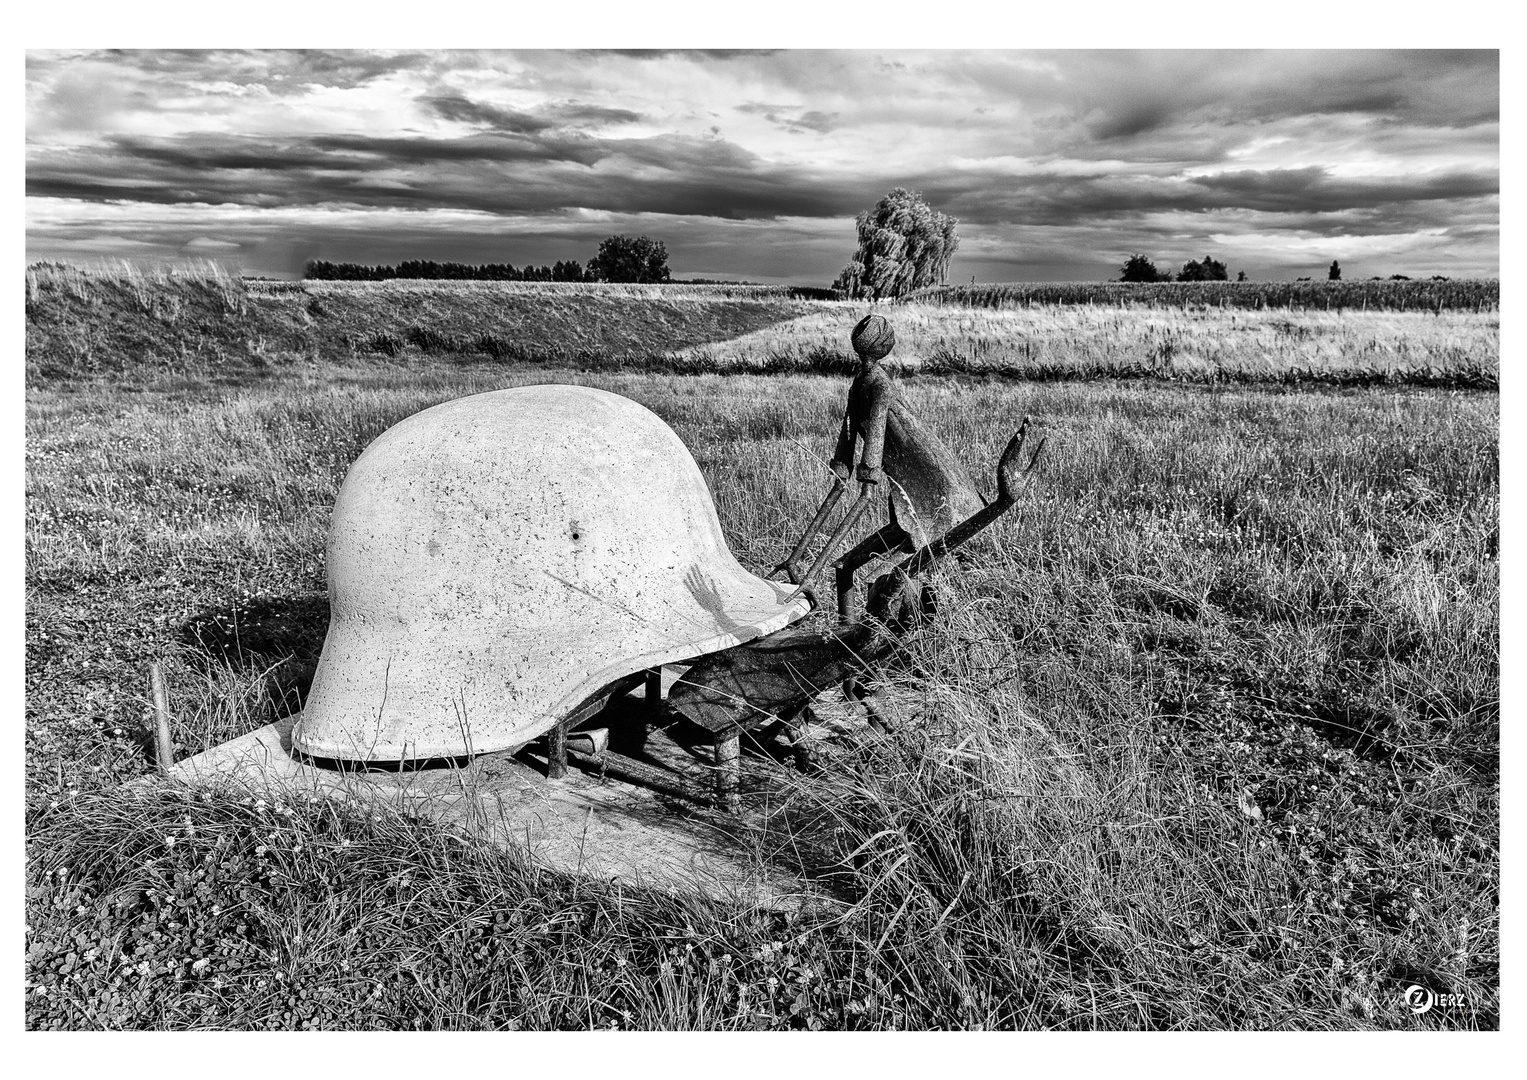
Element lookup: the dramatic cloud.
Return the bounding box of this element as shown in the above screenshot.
[25,49,1499,281]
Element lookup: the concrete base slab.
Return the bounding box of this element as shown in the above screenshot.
[169,685,863,910]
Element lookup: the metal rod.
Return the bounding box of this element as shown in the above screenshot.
[565,747,711,806]
[777,477,848,577]
[547,721,568,780]
[149,662,174,774]
[836,563,858,622]
[785,487,874,603]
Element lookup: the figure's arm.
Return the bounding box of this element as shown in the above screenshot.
[830,404,856,481]
[856,383,890,486]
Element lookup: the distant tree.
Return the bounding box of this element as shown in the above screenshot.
[1389,274,1411,281]
[1296,277,1312,282]
[1328,260,1342,281]
[587,235,671,283]
[1430,275,1450,281]
[832,187,960,300]
[1236,270,1248,282]
[552,259,586,282]
[1178,255,1228,282]
[1120,254,1172,283]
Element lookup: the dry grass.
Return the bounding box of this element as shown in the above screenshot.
[679,304,1498,387]
[25,337,1498,1028]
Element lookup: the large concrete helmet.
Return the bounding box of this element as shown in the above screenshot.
[292,385,809,762]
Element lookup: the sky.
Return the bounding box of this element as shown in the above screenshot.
[24,48,1500,283]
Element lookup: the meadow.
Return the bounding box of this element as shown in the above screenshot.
[25,269,1498,1029]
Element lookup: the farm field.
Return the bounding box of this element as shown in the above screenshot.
[910,278,1500,313]
[24,272,1499,1029]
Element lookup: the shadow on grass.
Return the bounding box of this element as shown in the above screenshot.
[179,594,328,716]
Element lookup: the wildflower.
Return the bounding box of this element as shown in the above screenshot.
[164,835,177,848]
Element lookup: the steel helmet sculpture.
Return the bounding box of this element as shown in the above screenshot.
[292,384,810,761]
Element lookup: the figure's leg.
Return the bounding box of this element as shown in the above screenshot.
[714,730,741,811]
[644,667,664,713]
[782,703,820,774]
[841,673,898,735]
[548,719,568,779]
[863,691,898,735]
[833,519,912,622]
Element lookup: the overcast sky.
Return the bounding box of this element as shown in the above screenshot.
[25,49,1499,283]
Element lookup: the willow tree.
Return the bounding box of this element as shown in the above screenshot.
[832,188,960,300]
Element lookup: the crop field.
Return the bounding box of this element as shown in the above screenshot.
[910,279,1500,313]
[25,269,1498,1029]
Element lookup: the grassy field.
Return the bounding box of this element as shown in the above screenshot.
[25,270,1498,1029]
[26,265,1498,389]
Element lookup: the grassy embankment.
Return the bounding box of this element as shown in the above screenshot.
[25,267,1498,1029]
[25,263,1499,389]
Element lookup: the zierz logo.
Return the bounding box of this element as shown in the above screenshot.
[1404,985,1466,1014]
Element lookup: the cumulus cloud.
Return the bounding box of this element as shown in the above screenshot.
[24,48,1499,281]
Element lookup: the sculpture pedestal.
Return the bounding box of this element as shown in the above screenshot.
[170,676,853,910]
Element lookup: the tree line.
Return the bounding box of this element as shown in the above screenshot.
[1120,254,1243,283]
[304,235,674,284]
[304,259,591,282]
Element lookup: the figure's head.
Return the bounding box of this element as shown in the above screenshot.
[851,314,895,361]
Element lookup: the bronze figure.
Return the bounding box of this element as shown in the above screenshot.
[774,313,989,619]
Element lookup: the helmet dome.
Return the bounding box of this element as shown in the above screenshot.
[292,385,808,761]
